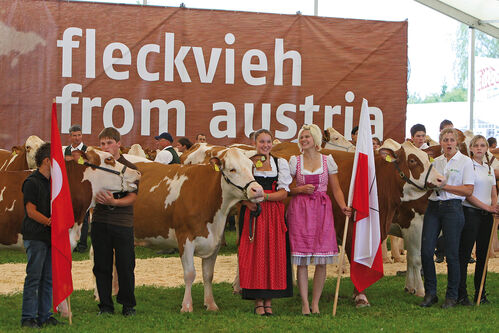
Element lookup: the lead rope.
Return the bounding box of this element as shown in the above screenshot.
[248,203,262,242]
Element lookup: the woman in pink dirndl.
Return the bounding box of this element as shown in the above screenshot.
[287,124,351,315]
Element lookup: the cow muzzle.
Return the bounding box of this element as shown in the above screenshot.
[247,183,265,203]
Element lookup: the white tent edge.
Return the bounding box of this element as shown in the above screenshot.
[414,0,499,40]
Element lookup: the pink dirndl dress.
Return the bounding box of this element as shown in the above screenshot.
[287,154,338,265]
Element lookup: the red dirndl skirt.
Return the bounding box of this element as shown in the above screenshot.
[238,192,288,290]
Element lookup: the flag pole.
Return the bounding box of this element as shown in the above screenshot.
[476,216,498,306]
[67,296,72,325]
[333,215,351,316]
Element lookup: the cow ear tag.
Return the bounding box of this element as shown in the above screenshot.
[429,157,435,163]
[78,156,85,165]
[214,164,220,172]
[11,151,17,156]
[261,156,266,161]
[385,155,392,163]
[255,160,263,168]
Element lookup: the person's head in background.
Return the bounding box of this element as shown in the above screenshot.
[35,142,51,178]
[439,119,453,132]
[99,127,121,159]
[410,124,426,149]
[248,131,256,145]
[372,137,382,150]
[176,137,193,153]
[351,126,359,145]
[196,134,207,143]
[487,137,497,149]
[68,124,83,148]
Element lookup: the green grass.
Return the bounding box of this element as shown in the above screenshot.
[2,228,498,332]
[0,231,239,264]
[0,275,497,332]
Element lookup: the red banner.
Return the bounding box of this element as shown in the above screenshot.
[0,0,407,149]
[50,102,74,311]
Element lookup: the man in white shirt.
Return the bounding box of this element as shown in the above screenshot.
[64,124,89,253]
[410,123,429,149]
[64,124,87,161]
[154,132,180,164]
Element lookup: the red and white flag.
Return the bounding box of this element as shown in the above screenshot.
[347,98,383,292]
[50,101,74,311]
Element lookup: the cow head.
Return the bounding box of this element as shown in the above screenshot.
[323,127,355,152]
[209,148,264,203]
[181,143,209,164]
[25,135,45,169]
[78,149,141,204]
[380,140,445,200]
[425,135,439,147]
[127,143,147,159]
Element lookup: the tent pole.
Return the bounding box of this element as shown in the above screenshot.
[468,27,475,132]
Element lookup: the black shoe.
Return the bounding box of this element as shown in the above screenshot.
[441,298,457,309]
[457,296,472,306]
[474,294,490,305]
[434,255,444,263]
[73,245,88,253]
[98,309,114,316]
[122,307,136,317]
[419,294,438,307]
[468,257,476,264]
[21,318,40,328]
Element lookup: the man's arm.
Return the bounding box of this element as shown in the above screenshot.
[154,150,173,164]
[25,202,51,226]
[95,191,137,206]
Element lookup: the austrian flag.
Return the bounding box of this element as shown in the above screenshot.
[50,102,74,311]
[347,99,383,292]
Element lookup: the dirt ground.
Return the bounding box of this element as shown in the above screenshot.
[2,254,499,295]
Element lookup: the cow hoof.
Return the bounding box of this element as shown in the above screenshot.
[415,290,425,297]
[383,258,394,264]
[393,258,405,263]
[404,287,416,295]
[181,304,194,313]
[354,294,370,308]
[205,303,219,311]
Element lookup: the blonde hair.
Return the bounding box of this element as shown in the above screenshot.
[297,124,322,151]
[469,135,488,150]
[439,128,458,143]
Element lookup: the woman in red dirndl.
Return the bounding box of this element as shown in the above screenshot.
[238,129,293,316]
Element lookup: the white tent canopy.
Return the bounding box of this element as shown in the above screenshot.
[414,0,499,39]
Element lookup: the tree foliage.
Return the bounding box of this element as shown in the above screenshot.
[453,24,499,89]
[410,25,499,104]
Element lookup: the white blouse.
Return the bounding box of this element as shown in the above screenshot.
[463,159,497,208]
[253,157,292,192]
[288,154,338,177]
[429,151,475,201]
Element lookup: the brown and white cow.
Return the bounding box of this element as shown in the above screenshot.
[181,143,257,165]
[127,144,148,159]
[0,149,140,250]
[0,146,29,171]
[25,135,45,169]
[379,140,443,297]
[323,127,356,152]
[132,148,264,312]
